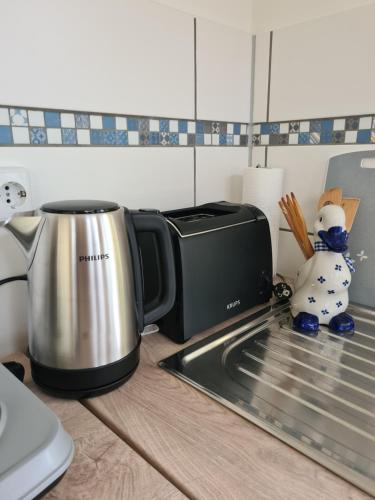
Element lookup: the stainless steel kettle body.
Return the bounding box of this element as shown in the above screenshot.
[3,200,176,397]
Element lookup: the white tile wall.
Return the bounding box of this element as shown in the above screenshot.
[278,230,313,279]
[252,32,270,123]
[269,4,375,121]
[0,0,194,119]
[196,18,252,122]
[196,147,248,205]
[266,145,375,232]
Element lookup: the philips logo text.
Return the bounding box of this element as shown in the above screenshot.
[79,254,109,262]
[226,299,240,310]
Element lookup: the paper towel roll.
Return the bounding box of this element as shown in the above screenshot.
[242,167,284,275]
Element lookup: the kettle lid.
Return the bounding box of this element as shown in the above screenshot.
[41,200,119,214]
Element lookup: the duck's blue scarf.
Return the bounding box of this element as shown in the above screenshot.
[314,241,355,273]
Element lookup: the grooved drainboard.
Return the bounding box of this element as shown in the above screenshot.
[160,302,375,496]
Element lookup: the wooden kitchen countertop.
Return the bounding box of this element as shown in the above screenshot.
[5,308,371,499]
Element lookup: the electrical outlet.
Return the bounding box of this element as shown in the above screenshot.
[0,167,33,220]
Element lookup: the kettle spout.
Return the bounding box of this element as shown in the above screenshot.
[1,212,44,260]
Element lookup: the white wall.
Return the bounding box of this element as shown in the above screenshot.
[0,0,253,357]
[155,0,253,32]
[252,3,375,278]
[252,0,375,32]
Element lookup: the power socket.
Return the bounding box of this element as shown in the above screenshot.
[0,167,33,220]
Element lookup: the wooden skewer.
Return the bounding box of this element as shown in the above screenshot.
[279,193,314,260]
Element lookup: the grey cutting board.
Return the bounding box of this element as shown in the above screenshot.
[326,150,375,308]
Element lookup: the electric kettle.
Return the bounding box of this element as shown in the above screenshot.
[1,200,176,398]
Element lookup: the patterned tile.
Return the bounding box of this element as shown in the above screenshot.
[103,130,117,144]
[320,131,332,144]
[252,134,261,145]
[220,122,227,134]
[149,132,159,145]
[159,119,169,132]
[219,134,227,145]
[0,125,12,144]
[178,120,187,133]
[309,132,320,144]
[299,121,310,133]
[357,129,371,144]
[160,131,170,145]
[196,133,204,145]
[127,118,139,131]
[44,111,61,128]
[310,120,322,133]
[30,127,47,144]
[150,119,159,132]
[187,133,195,146]
[196,121,204,134]
[240,135,248,146]
[345,116,359,130]
[269,123,280,134]
[298,132,310,144]
[10,108,28,126]
[226,134,234,145]
[62,128,77,145]
[139,131,149,145]
[102,115,116,129]
[203,121,211,133]
[233,123,241,135]
[139,118,150,132]
[75,113,90,128]
[170,132,179,145]
[332,131,345,144]
[212,122,220,134]
[371,131,375,144]
[115,130,128,145]
[260,123,270,135]
[289,121,299,133]
[90,130,104,145]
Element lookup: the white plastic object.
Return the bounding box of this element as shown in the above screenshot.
[0,167,33,220]
[0,364,74,499]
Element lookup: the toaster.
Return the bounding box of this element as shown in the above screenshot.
[139,201,273,343]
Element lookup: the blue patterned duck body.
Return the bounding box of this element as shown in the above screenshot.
[291,204,354,333]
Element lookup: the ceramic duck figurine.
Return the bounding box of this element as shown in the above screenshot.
[291,204,355,334]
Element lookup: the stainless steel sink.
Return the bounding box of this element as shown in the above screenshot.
[160,301,375,496]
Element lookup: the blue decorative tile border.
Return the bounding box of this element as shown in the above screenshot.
[252,114,375,146]
[0,105,249,147]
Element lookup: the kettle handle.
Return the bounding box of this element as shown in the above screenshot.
[126,209,176,329]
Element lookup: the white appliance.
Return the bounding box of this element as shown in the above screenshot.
[0,363,74,499]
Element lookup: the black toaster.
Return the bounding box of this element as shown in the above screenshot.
[139,201,273,343]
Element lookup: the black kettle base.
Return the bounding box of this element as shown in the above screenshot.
[29,341,140,399]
